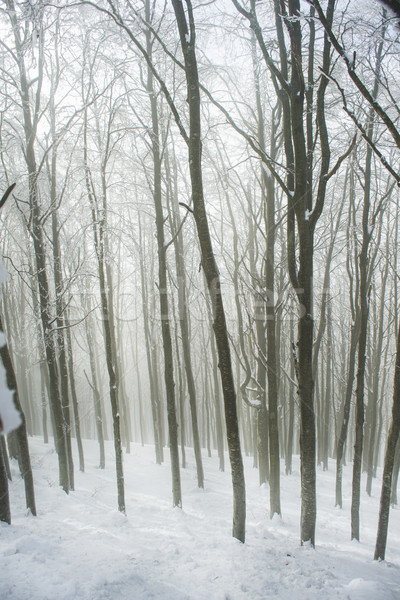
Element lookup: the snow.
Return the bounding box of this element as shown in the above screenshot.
[1,437,400,600]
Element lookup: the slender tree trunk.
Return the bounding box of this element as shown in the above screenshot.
[65,315,85,473]
[322,294,332,471]
[172,0,246,541]
[250,31,269,488]
[265,161,281,518]
[134,328,145,447]
[40,362,49,444]
[84,112,125,513]
[1,436,11,481]
[374,318,400,560]
[166,149,204,487]
[209,317,225,472]
[6,0,69,493]
[0,314,36,516]
[391,436,400,505]
[173,307,186,470]
[144,4,181,507]
[82,281,105,469]
[251,35,281,512]
[366,265,388,494]
[138,232,163,465]
[336,174,361,508]
[51,194,74,490]
[0,440,11,524]
[285,314,295,475]
[351,192,370,542]
[351,30,385,540]
[95,221,125,512]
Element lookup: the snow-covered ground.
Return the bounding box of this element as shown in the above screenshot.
[1,436,400,600]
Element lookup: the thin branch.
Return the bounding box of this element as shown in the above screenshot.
[311,0,400,152]
[164,210,190,252]
[328,72,400,186]
[324,133,357,182]
[0,183,16,210]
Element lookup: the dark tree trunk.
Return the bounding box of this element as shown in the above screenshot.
[6,0,69,493]
[335,282,360,506]
[285,316,296,475]
[209,319,225,472]
[0,441,11,524]
[374,319,400,560]
[51,203,74,491]
[84,112,125,514]
[166,148,204,487]
[138,233,163,465]
[82,284,105,469]
[1,436,11,481]
[366,266,388,495]
[172,0,246,542]
[65,316,85,473]
[144,3,181,507]
[0,315,36,516]
[391,435,400,505]
[351,29,384,540]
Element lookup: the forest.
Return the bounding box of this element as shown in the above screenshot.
[1,0,400,597]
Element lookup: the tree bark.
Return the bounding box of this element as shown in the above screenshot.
[374,318,400,560]
[351,29,385,541]
[6,0,69,492]
[171,0,246,541]
[144,2,181,506]
[84,108,125,513]
[0,312,36,516]
[165,147,204,487]
[0,440,11,524]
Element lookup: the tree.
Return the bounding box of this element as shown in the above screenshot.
[89,0,247,541]
[143,0,182,506]
[4,0,70,492]
[0,183,36,520]
[165,140,204,488]
[170,0,246,541]
[350,23,386,542]
[232,0,341,547]
[374,317,400,560]
[83,69,126,512]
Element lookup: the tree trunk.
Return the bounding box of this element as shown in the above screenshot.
[144,3,181,507]
[65,315,85,473]
[351,29,384,540]
[166,148,204,487]
[84,112,125,513]
[82,283,105,469]
[51,198,74,490]
[6,0,69,493]
[390,435,400,505]
[285,314,296,475]
[374,319,400,560]
[0,314,36,516]
[172,0,246,541]
[0,440,11,524]
[366,265,388,494]
[1,436,11,481]
[138,231,163,465]
[209,317,225,472]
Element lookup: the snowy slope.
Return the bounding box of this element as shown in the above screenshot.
[1,437,400,600]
